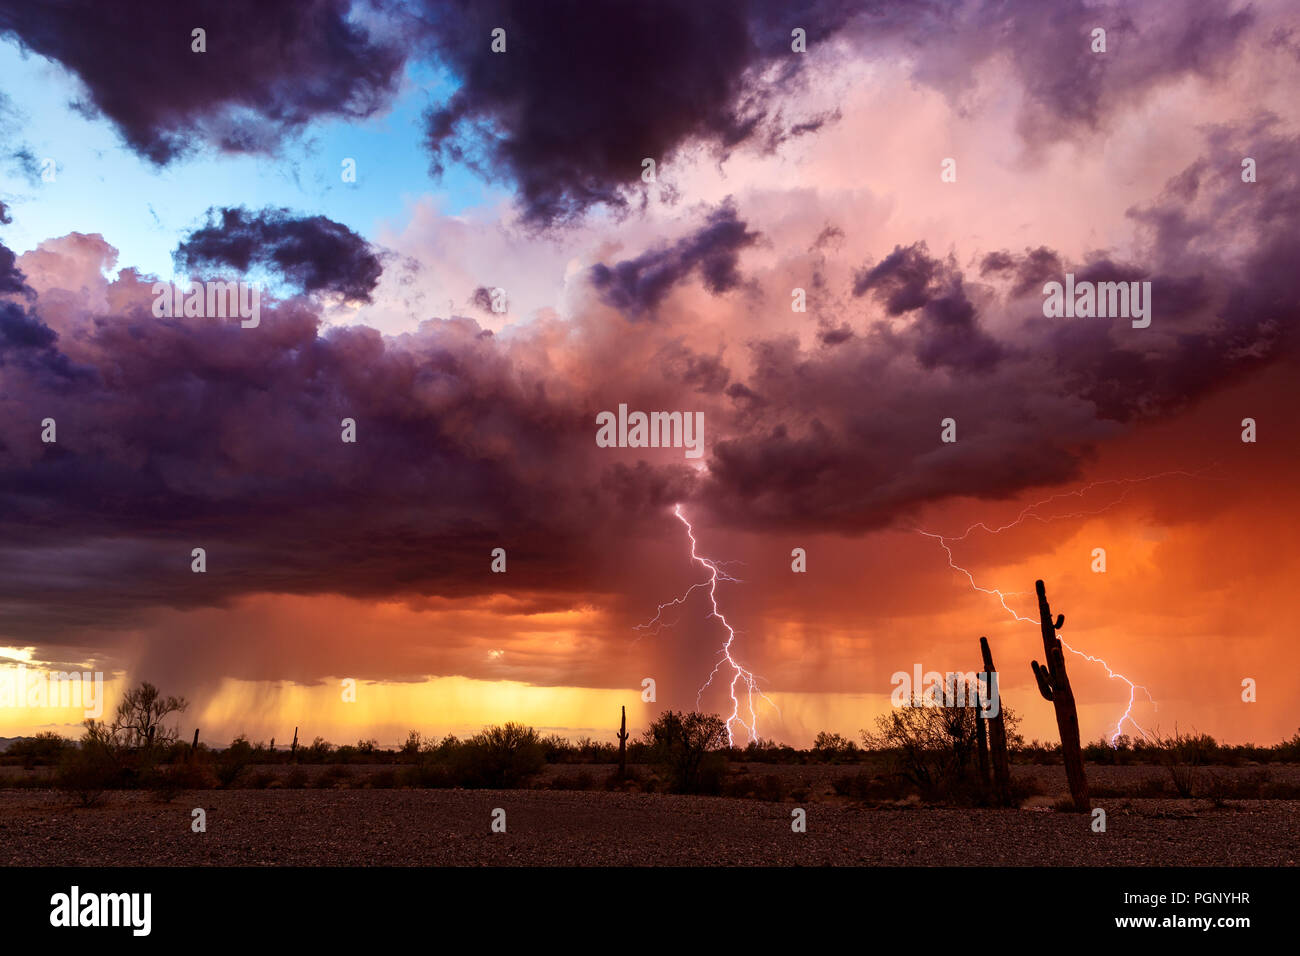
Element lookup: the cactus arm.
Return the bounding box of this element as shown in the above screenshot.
[1032,660,1055,701]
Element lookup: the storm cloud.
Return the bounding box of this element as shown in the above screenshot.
[0,0,405,163]
[175,207,384,302]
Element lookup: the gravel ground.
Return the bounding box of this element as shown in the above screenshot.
[1,786,1295,866]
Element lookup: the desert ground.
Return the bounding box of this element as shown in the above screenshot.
[2,763,1295,866]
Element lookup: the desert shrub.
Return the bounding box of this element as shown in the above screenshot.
[214,736,255,787]
[304,737,334,763]
[1084,736,1143,765]
[398,762,454,788]
[452,723,546,788]
[737,738,801,764]
[142,767,183,802]
[369,768,398,789]
[724,772,787,801]
[862,688,1020,800]
[246,769,275,789]
[8,732,69,768]
[541,733,573,762]
[1273,730,1300,763]
[9,772,50,789]
[643,711,727,795]
[831,771,913,802]
[56,739,121,806]
[1152,728,1217,797]
[56,681,190,799]
[603,767,642,789]
[421,734,462,762]
[1013,739,1061,764]
[811,732,859,764]
[314,765,352,789]
[399,731,424,763]
[285,767,310,789]
[1206,768,1271,804]
[106,682,189,750]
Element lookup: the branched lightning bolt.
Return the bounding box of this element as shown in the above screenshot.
[916,471,1214,746]
[636,504,777,746]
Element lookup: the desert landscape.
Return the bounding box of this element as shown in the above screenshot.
[4,719,1297,866]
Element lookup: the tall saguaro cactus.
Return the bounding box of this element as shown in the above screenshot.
[1029,580,1090,811]
[617,706,629,781]
[979,636,1012,806]
[975,705,990,786]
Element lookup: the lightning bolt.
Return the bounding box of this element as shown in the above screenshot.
[915,471,1213,746]
[636,504,776,746]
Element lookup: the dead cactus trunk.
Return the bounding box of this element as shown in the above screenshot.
[1030,580,1090,812]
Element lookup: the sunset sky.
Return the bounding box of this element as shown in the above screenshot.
[0,0,1296,749]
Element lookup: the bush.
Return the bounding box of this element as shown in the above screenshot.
[1152,728,1217,797]
[369,768,398,789]
[452,723,545,788]
[214,736,255,787]
[811,732,859,764]
[724,772,788,801]
[644,711,727,794]
[304,737,334,763]
[8,732,69,768]
[285,767,310,789]
[831,771,913,802]
[56,742,121,806]
[314,765,352,789]
[398,762,454,788]
[399,731,424,763]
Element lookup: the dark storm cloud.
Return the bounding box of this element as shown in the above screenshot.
[3,110,1298,638]
[0,4,1294,653]
[0,264,695,638]
[590,202,759,318]
[855,242,1005,373]
[980,246,1063,298]
[175,207,383,302]
[0,0,405,163]
[0,236,27,294]
[416,0,856,225]
[0,199,10,225]
[0,299,53,351]
[0,0,1253,221]
[0,238,78,380]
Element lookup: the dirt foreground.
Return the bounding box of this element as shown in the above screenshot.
[1,788,1295,866]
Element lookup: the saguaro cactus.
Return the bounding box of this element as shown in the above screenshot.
[975,705,990,787]
[1029,580,1090,811]
[617,706,629,781]
[290,726,299,762]
[191,727,199,757]
[979,636,1012,806]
